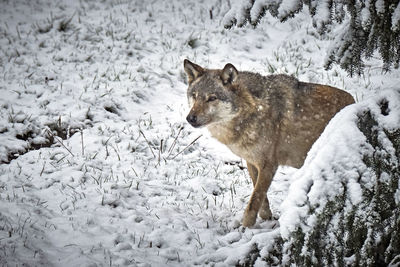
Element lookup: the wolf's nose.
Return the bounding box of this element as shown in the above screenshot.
[186,114,197,125]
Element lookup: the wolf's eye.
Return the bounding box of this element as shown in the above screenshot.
[207,95,217,102]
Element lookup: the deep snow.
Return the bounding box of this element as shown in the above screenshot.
[0,0,399,266]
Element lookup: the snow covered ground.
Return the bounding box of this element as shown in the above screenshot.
[0,0,399,266]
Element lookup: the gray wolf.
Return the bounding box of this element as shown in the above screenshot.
[184,59,354,227]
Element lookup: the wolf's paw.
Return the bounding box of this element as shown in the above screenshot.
[242,210,257,227]
[259,198,272,220]
[259,206,272,220]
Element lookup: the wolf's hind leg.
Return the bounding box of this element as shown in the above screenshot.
[246,163,258,186]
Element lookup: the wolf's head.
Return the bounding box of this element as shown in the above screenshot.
[184,59,241,128]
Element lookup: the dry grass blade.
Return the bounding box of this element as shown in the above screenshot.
[46,129,74,157]
[167,126,184,155]
[169,135,202,160]
[81,129,84,156]
[139,129,156,158]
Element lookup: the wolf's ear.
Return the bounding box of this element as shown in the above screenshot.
[221,63,238,85]
[184,59,204,84]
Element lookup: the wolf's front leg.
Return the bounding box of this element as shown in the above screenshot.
[242,163,277,227]
[259,196,272,220]
[248,162,272,220]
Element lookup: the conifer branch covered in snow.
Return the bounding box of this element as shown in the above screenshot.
[224,0,400,76]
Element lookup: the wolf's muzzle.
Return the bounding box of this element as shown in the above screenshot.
[186,114,197,124]
[186,114,202,128]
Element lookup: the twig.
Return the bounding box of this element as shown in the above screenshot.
[169,135,202,160]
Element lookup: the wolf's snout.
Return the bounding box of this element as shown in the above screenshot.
[186,114,197,125]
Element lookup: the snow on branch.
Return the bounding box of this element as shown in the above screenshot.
[312,0,332,32]
[392,2,400,31]
[276,89,400,265]
[223,0,255,28]
[223,0,400,75]
[276,0,302,21]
